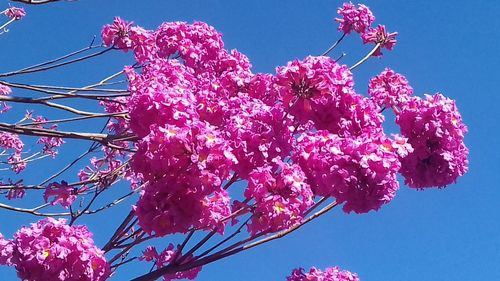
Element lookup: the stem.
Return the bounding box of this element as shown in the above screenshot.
[131,201,338,281]
[321,33,346,56]
[349,43,381,70]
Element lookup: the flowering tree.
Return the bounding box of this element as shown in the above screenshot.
[0,1,468,281]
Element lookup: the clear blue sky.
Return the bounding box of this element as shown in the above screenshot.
[1,0,499,280]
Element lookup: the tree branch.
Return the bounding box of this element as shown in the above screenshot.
[10,0,74,5]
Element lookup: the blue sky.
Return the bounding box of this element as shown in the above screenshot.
[1,0,499,280]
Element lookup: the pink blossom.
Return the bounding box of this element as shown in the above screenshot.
[0,132,26,173]
[126,59,197,138]
[224,95,294,176]
[0,233,13,265]
[134,176,231,236]
[101,17,133,50]
[245,162,314,235]
[139,244,202,281]
[8,218,110,281]
[129,26,157,63]
[43,181,76,208]
[336,2,374,34]
[295,131,406,213]
[5,179,26,200]
[4,7,25,20]
[0,83,12,113]
[361,25,398,57]
[396,94,469,188]
[368,68,413,109]
[155,21,225,72]
[276,56,383,137]
[287,266,360,281]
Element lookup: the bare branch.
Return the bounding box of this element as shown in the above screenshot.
[10,0,75,5]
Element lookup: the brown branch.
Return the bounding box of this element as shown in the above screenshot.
[132,201,338,281]
[0,122,112,143]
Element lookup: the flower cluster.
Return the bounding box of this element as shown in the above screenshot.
[140,244,202,281]
[101,17,133,50]
[336,2,397,57]
[295,131,411,213]
[368,68,413,109]
[0,132,26,173]
[0,218,110,281]
[4,7,25,20]
[245,162,314,235]
[0,83,12,113]
[287,266,360,281]
[361,25,398,57]
[275,56,383,137]
[94,7,469,278]
[396,94,469,188]
[336,2,374,34]
[43,181,76,208]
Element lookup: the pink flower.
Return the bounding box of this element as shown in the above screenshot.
[8,218,110,281]
[101,17,133,50]
[368,68,413,108]
[295,131,405,213]
[287,266,360,281]
[361,25,398,57]
[276,56,383,137]
[155,21,225,72]
[396,94,469,188]
[139,244,202,281]
[134,175,232,236]
[336,2,375,34]
[4,7,25,20]
[43,181,76,208]
[0,233,13,265]
[245,162,314,235]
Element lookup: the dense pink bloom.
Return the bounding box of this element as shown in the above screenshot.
[126,59,197,138]
[245,162,314,235]
[225,95,294,176]
[101,17,133,50]
[4,7,25,20]
[139,244,202,281]
[336,2,374,34]
[155,21,225,72]
[135,177,231,236]
[0,233,13,265]
[132,121,235,183]
[276,56,383,137]
[44,181,76,208]
[396,94,468,188]
[368,68,413,108]
[6,218,110,281]
[129,26,157,63]
[362,25,397,57]
[295,131,411,213]
[287,266,360,281]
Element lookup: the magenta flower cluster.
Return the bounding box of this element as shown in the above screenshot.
[287,266,360,281]
[93,2,470,278]
[4,7,25,20]
[0,218,110,281]
[396,94,469,188]
[96,8,468,245]
[140,244,202,281]
[368,68,413,108]
[336,2,397,57]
